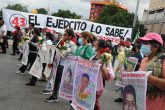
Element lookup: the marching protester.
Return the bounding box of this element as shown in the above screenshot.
[138,33,165,110]
[92,39,115,110]
[39,32,54,82]
[17,23,35,61]
[0,19,7,54]
[43,28,77,102]
[11,25,22,56]
[26,32,54,86]
[16,28,39,76]
[24,23,35,37]
[114,37,126,102]
[130,44,143,71]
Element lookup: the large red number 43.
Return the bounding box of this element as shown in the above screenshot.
[12,17,25,27]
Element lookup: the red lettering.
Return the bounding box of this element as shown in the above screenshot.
[12,17,19,26]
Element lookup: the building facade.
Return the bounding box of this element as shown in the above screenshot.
[142,0,165,34]
[89,0,127,21]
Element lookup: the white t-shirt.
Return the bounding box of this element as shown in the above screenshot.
[0,25,7,36]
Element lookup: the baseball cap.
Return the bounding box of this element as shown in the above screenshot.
[140,32,163,46]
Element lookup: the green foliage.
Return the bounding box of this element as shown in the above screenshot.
[36,8,48,14]
[133,22,148,39]
[6,4,28,12]
[52,9,81,19]
[96,5,147,39]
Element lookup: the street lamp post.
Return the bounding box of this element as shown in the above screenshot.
[133,0,140,28]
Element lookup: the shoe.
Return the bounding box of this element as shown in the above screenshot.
[44,96,58,103]
[25,83,35,86]
[114,98,123,102]
[38,78,47,82]
[40,90,52,95]
[16,71,24,75]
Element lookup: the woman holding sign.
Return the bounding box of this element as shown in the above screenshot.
[92,40,115,110]
[139,33,165,110]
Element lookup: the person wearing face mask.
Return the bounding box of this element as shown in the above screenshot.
[138,32,165,110]
[75,31,95,59]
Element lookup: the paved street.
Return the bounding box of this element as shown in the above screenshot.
[0,46,122,110]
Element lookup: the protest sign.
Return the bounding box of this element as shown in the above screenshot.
[43,47,56,78]
[29,52,43,79]
[114,60,125,87]
[3,9,132,44]
[59,56,78,101]
[122,71,150,110]
[71,57,100,110]
[125,57,138,72]
[49,49,62,89]
[21,42,29,65]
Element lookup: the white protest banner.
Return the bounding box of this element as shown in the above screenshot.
[3,9,132,44]
[51,49,62,76]
[122,71,151,110]
[71,57,100,110]
[21,42,29,65]
[49,49,62,89]
[43,47,56,78]
[29,52,43,79]
[59,56,78,101]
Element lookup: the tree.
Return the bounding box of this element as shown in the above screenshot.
[96,5,147,39]
[52,9,81,19]
[36,8,48,14]
[6,4,28,12]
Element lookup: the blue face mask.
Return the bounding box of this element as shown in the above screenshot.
[78,38,83,46]
[140,44,152,56]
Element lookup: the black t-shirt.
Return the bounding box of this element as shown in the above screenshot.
[29,36,39,52]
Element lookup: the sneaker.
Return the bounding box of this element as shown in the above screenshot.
[40,90,52,95]
[16,71,24,75]
[44,96,58,103]
[38,78,47,82]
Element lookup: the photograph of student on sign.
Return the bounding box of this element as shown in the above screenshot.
[64,64,72,88]
[78,73,90,100]
[123,85,137,110]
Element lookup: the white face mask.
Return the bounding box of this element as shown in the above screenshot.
[140,44,152,56]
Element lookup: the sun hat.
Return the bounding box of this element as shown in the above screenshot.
[140,32,163,46]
